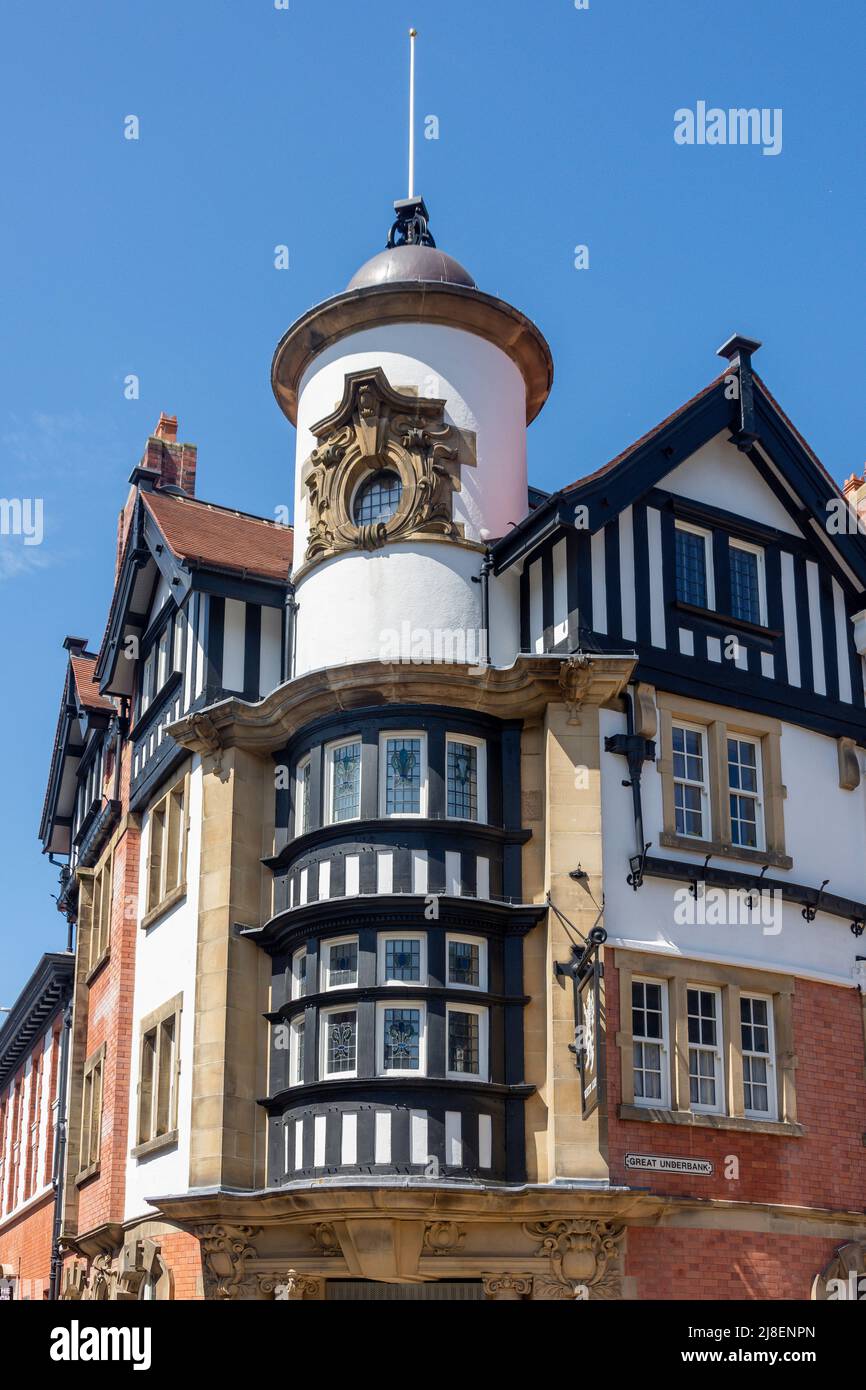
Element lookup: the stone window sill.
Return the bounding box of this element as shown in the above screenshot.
[141,883,186,931]
[618,1103,804,1138]
[74,1161,100,1187]
[84,951,110,987]
[131,1128,178,1161]
[658,831,792,872]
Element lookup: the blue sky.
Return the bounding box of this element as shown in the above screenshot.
[1,0,863,1000]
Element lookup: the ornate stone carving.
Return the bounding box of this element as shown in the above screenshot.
[558,654,593,725]
[259,1269,323,1301]
[191,712,224,775]
[812,1239,866,1300]
[300,367,475,574]
[196,1224,260,1301]
[310,1222,341,1257]
[482,1272,534,1301]
[423,1221,466,1256]
[523,1219,626,1301]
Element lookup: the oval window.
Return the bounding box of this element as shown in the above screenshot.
[353,471,403,527]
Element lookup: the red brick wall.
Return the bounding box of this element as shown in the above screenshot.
[625,1227,838,1300]
[605,953,866,1210]
[158,1229,204,1300]
[0,1190,54,1298]
[75,741,140,1236]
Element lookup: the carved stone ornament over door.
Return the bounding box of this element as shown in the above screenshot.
[300,367,476,575]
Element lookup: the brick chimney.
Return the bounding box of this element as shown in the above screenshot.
[843,470,866,528]
[114,415,198,581]
[138,413,197,496]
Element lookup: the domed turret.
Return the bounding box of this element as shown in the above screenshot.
[272,195,553,677]
[347,196,476,290]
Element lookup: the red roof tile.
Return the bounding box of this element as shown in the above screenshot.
[70,655,114,713]
[142,491,293,581]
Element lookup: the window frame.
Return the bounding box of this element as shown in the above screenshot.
[686,984,725,1115]
[616,951,799,1134]
[445,734,488,824]
[142,772,189,928]
[375,1000,427,1078]
[631,976,671,1110]
[76,1043,105,1182]
[656,691,789,869]
[445,1001,489,1082]
[727,732,765,853]
[289,1015,306,1088]
[295,754,312,837]
[377,932,428,987]
[324,736,362,826]
[378,730,428,819]
[132,993,182,1159]
[320,935,360,992]
[291,946,308,1001]
[728,537,768,627]
[320,1005,359,1081]
[675,520,715,610]
[86,850,113,977]
[671,720,711,842]
[740,992,778,1120]
[445,933,488,992]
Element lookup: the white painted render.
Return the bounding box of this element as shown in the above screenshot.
[661,432,803,535]
[294,542,486,677]
[124,758,202,1220]
[599,704,866,987]
[293,323,528,559]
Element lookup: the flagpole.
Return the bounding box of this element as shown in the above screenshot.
[408,28,417,199]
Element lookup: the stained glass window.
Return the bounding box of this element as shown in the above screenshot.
[354,471,403,527]
[382,1008,421,1070]
[329,741,361,822]
[448,1009,481,1075]
[325,1011,357,1075]
[447,740,478,820]
[384,736,422,815]
[448,940,480,988]
[384,938,421,982]
[326,940,358,988]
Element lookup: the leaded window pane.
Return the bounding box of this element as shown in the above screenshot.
[326,1011,356,1074]
[330,741,361,822]
[354,471,403,527]
[675,528,708,607]
[382,1008,421,1070]
[385,938,421,982]
[447,740,479,820]
[384,737,422,814]
[297,759,311,835]
[448,1010,480,1074]
[730,545,761,625]
[327,941,358,988]
[448,940,480,987]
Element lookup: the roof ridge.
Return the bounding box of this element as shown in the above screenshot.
[145,489,293,530]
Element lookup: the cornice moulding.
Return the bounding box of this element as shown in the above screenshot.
[167,654,636,758]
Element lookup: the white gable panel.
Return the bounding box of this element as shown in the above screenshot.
[661,432,803,536]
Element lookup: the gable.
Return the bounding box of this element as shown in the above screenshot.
[661,433,802,538]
